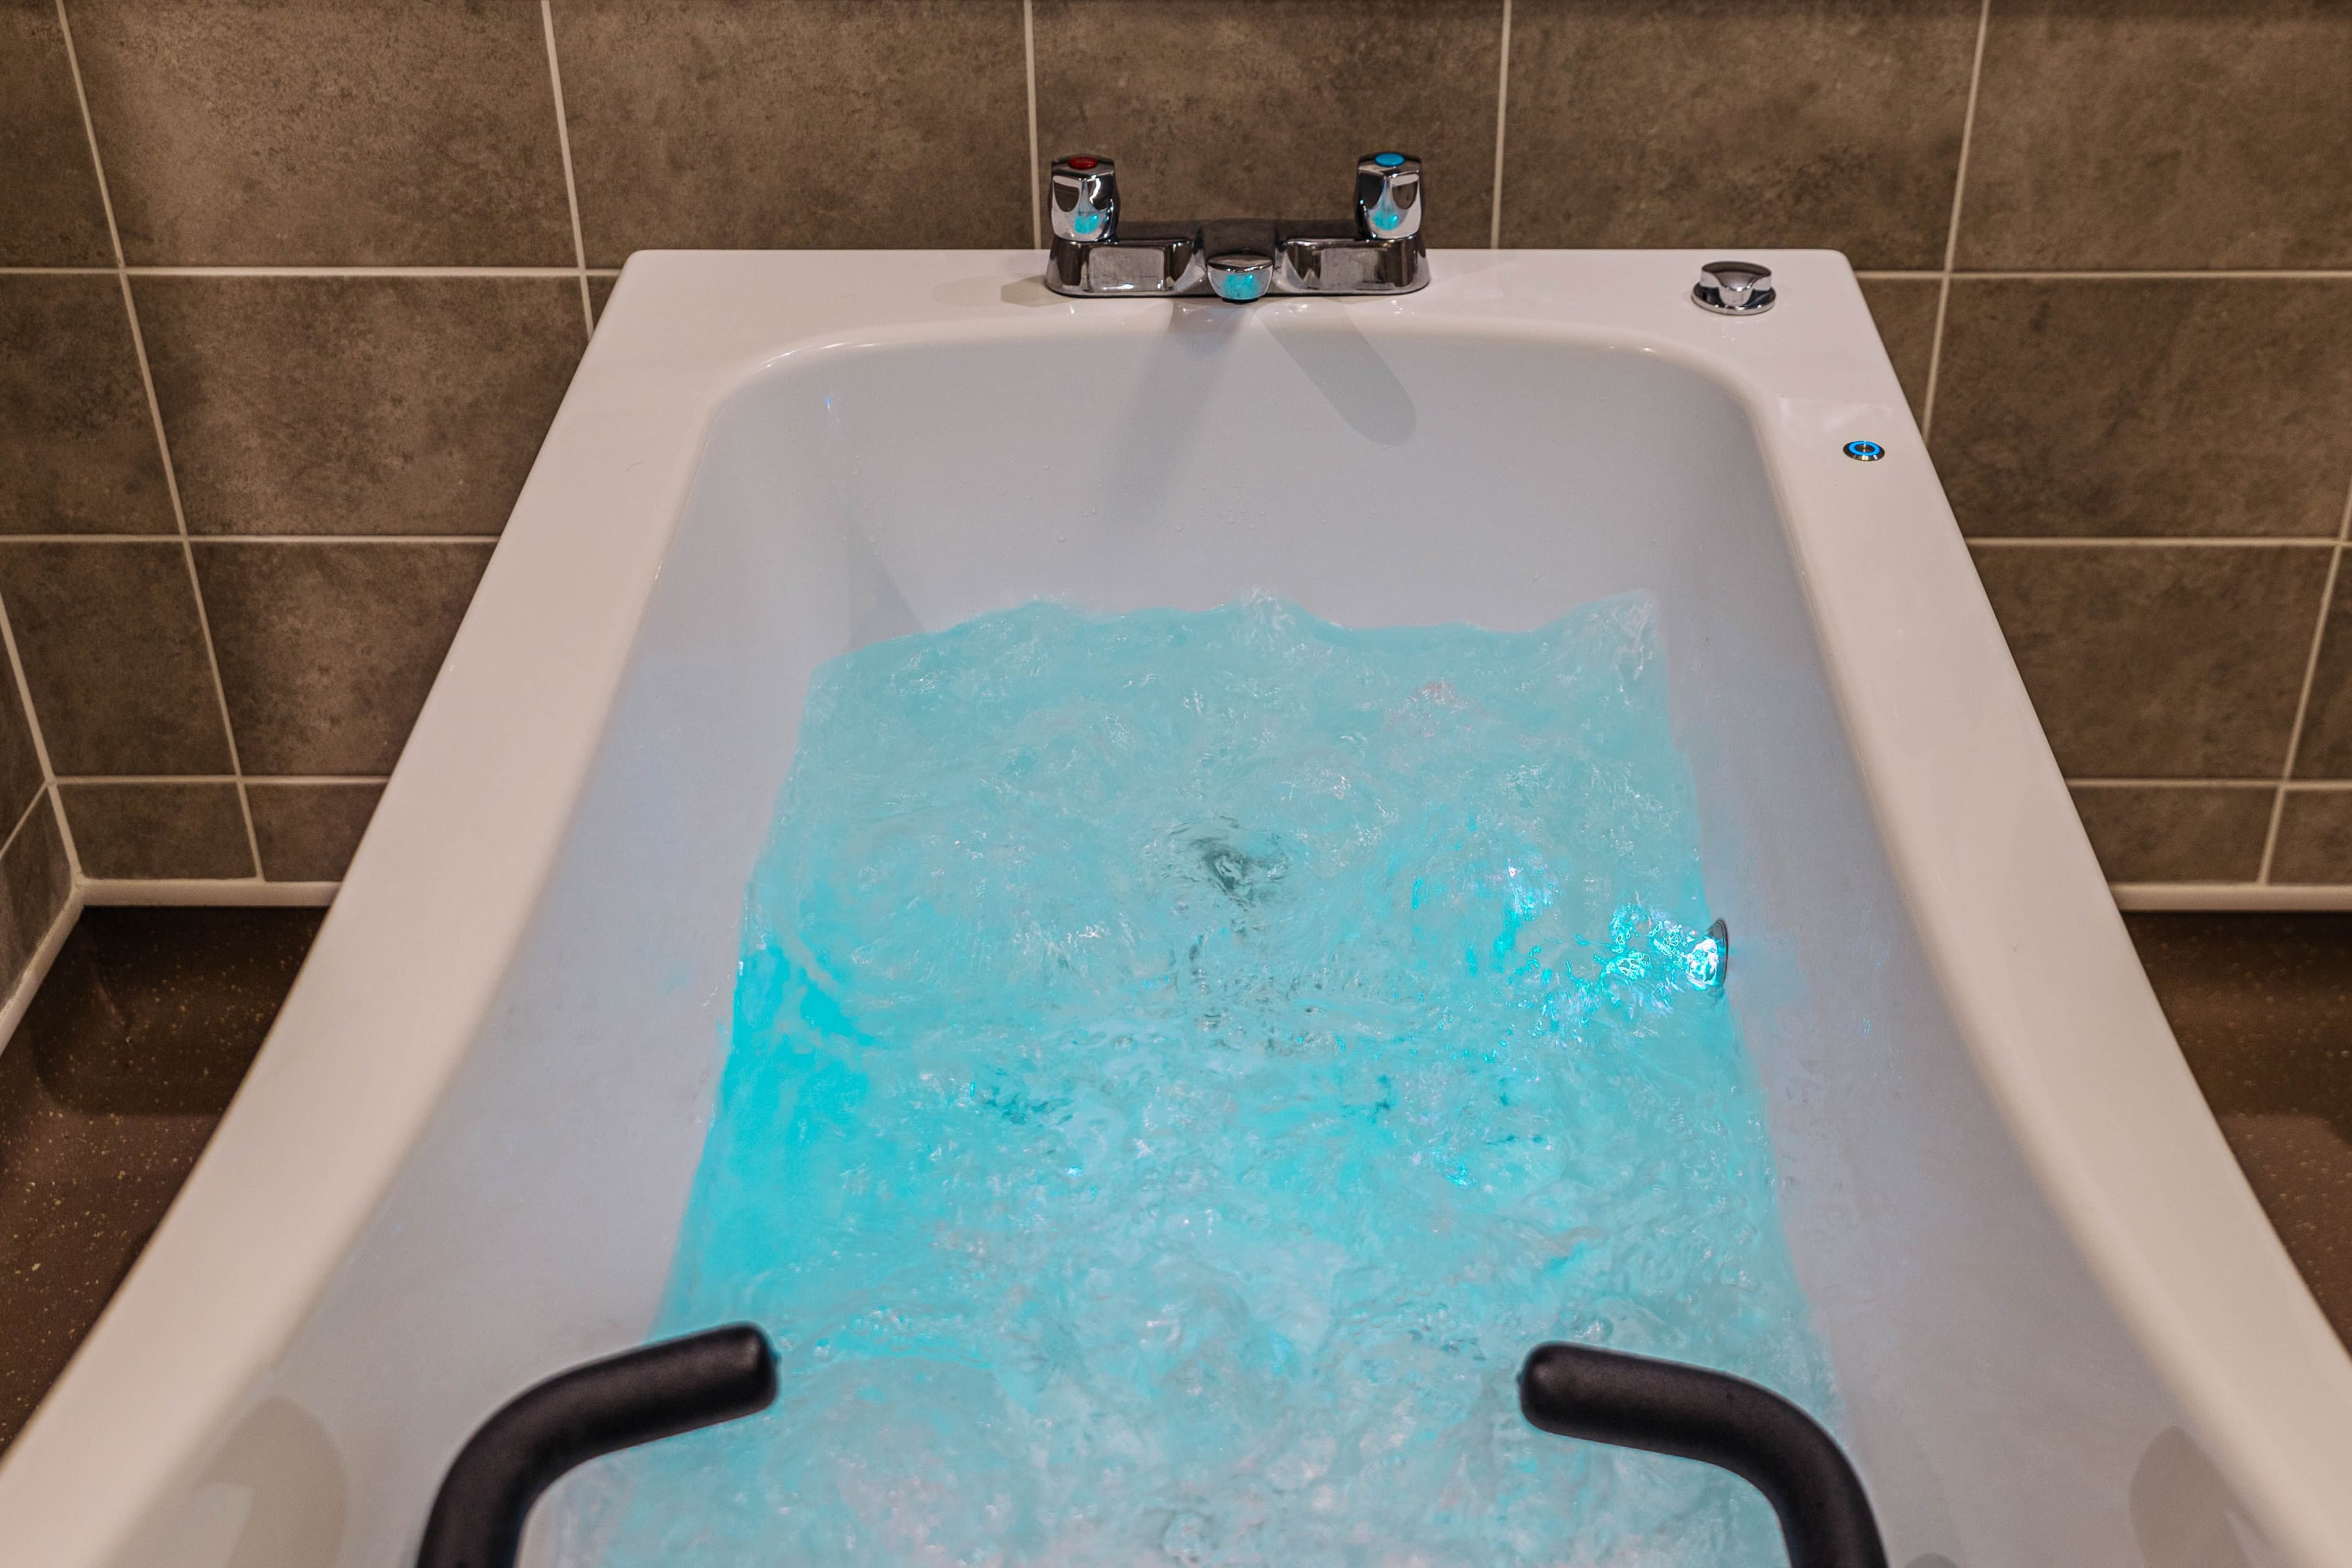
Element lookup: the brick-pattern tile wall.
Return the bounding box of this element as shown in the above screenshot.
[0,0,2348,996]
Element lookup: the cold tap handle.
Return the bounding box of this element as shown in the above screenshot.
[1355,151,1423,241]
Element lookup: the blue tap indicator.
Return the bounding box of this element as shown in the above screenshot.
[1373,151,1406,168]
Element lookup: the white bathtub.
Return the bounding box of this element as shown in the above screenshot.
[3,251,2348,1567]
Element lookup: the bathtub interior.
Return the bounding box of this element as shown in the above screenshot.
[126,317,2196,1568]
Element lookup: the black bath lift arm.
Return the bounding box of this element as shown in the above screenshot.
[1519,1341,1888,1568]
[416,1324,777,1568]
[418,1328,1882,1568]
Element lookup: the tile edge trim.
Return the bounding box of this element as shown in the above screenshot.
[2111,882,2352,912]
[79,879,336,908]
[0,886,81,1055]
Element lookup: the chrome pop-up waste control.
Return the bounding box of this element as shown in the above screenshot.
[1042,153,1431,300]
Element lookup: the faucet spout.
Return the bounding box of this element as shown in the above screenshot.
[1199,218,1280,302]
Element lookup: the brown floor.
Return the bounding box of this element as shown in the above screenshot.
[0,906,322,1454]
[0,907,2343,1459]
[2125,913,2352,1344]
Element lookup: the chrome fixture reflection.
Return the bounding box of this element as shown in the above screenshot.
[1207,252,1275,302]
[1044,152,1430,300]
[1691,260,1776,316]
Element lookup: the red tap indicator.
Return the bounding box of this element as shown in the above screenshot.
[1066,156,1098,170]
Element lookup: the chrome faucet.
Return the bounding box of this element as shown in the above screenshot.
[1043,153,1430,300]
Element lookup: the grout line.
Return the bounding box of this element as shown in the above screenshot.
[1918,0,1992,442]
[0,511,69,887]
[2258,488,2352,880]
[37,0,113,886]
[1488,0,1512,250]
[2067,778,2291,790]
[1022,0,1042,251]
[58,774,390,787]
[17,531,2346,549]
[0,787,47,866]
[0,793,74,1028]
[0,589,66,877]
[1952,269,2352,282]
[540,0,595,336]
[1965,535,2342,549]
[1919,297,1953,450]
[0,886,83,1058]
[6,263,2342,283]
[67,266,581,279]
[0,533,499,546]
[132,328,269,883]
[133,266,581,279]
[2068,778,2352,793]
[53,0,262,885]
[192,535,497,547]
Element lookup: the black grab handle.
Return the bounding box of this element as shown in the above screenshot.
[1519,1342,1887,1568]
[417,1324,777,1568]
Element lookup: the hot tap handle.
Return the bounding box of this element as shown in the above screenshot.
[1050,154,1120,242]
[1355,151,1423,241]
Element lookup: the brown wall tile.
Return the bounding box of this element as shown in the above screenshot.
[247,781,383,883]
[69,0,573,266]
[1933,281,2352,539]
[4,0,2340,903]
[194,542,492,775]
[1504,0,1976,266]
[0,543,232,777]
[0,0,112,266]
[1972,543,2329,779]
[1856,277,1938,422]
[61,782,253,881]
[0,670,43,846]
[1036,0,1501,249]
[0,276,175,537]
[2068,784,2272,884]
[557,0,1030,262]
[137,279,582,537]
[2296,566,2352,780]
[2271,792,2352,886]
[1961,2,2352,270]
[0,794,72,996]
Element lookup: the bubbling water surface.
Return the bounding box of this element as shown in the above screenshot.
[567,595,1831,1567]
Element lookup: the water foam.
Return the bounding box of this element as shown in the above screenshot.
[565,595,1831,1566]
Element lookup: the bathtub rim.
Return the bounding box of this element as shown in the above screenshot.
[0,248,2343,1568]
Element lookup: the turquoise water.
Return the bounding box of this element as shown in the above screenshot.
[566,595,1831,1567]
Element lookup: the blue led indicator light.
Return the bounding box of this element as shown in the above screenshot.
[1843,439,1886,462]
